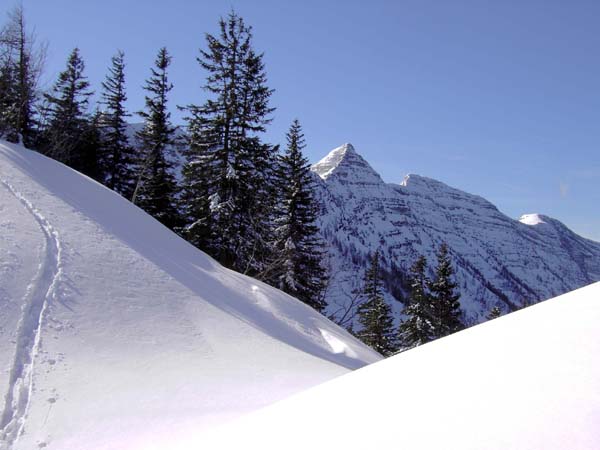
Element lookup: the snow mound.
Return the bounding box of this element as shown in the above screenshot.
[0,140,381,450]
[195,282,600,450]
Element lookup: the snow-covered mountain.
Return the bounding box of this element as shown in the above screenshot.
[312,143,600,324]
[198,281,600,450]
[0,140,380,450]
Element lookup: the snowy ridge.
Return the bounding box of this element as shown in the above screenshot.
[196,282,600,450]
[0,140,380,449]
[311,144,600,324]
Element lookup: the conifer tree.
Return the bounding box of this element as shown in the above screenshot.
[356,251,397,356]
[41,48,94,172]
[487,306,502,320]
[133,47,180,229]
[182,11,276,274]
[429,243,464,338]
[0,52,18,141]
[398,256,435,350]
[0,5,44,146]
[267,119,327,311]
[100,50,136,198]
[79,109,104,181]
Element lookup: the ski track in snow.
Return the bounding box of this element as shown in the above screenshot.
[0,180,63,449]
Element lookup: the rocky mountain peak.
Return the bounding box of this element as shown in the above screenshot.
[312,143,600,326]
[311,143,384,188]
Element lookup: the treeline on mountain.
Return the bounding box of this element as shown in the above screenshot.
[0,5,484,355]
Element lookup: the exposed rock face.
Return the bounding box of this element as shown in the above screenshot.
[312,143,600,325]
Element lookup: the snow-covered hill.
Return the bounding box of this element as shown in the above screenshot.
[0,140,380,450]
[312,143,600,324]
[197,281,600,450]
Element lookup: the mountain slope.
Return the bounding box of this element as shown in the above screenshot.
[0,140,380,450]
[198,281,600,450]
[312,143,600,324]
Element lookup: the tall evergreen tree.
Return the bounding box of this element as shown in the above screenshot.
[79,109,105,182]
[398,256,435,350]
[41,48,94,172]
[0,5,45,146]
[132,47,180,229]
[429,243,464,338]
[267,119,327,311]
[356,251,397,356]
[100,50,136,198]
[0,49,18,141]
[181,11,276,274]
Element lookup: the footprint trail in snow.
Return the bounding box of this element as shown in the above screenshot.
[0,180,63,450]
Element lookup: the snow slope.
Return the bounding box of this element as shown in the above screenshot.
[0,140,380,450]
[312,143,600,325]
[196,281,600,450]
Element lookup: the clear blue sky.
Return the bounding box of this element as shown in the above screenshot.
[8,0,600,241]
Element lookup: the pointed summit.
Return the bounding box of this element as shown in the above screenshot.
[311,143,383,186]
[311,143,356,179]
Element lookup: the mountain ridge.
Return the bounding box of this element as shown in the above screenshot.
[311,143,600,325]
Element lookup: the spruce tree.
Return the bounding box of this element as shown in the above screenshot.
[182,11,276,274]
[487,306,502,320]
[356,251,397,356]
[268,119,327,312]
[41,48,94,172]
[429,243,464,338]
[79,109,104,182]
[0,52,18,141]
[100,50,136,198]
[398,256,435,350]
[133,47,180,229]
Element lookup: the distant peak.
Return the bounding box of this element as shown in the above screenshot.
[310,143,385,187]
[311,143,356,179]
[519,213,547,226]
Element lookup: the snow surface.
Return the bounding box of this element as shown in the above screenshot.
[0,140,381,450]
[193,282,600,450]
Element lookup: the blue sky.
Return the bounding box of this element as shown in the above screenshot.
[8,0,600,241]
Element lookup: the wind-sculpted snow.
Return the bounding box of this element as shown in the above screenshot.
[312,144,600,325]
[0,140,380,450]
[196,282,600,450]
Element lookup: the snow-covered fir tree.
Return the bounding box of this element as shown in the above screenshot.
[132,47,181,230]
[181,11,276,275]
[267,119,328,311]
[398,255,435,350]
[429,243,464,338]
[40,48,95,174]
[99,50,137,198]
[355,250,397,356]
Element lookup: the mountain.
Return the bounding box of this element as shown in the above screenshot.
[198,281,600,450]
[312,143,600,325]
[0,140,380,450]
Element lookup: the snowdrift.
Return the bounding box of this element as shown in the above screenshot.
[194,282,600,450]
[0,140,380,450]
